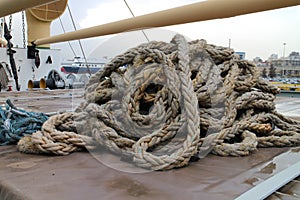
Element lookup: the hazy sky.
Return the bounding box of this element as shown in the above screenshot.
[9,0,300,61]
[48,0,300,61]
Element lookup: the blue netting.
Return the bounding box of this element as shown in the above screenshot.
[0,99,48,145]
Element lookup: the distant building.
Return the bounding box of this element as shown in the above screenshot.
[270,52,300,67]
[253,57,268,68]
[253,57,263,63]
[289,51,300,60]
[268,52,300,77]
[254,52,300,78]
[268,54,278,60]
[235,52,246,60]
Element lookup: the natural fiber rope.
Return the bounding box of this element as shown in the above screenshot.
[17,34,300,170]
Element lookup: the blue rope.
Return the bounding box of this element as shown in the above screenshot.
[0,99,48,145]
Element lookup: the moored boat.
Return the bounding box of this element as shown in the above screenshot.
[60,56,107,74]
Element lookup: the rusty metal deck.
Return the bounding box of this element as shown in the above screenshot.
[0,89,84,113]
[0,89,299,200]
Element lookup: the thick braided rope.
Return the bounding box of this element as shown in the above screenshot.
[17,112,96,155]
[86,35,199,170]
[17,34,300,170]
[130,34,200,170]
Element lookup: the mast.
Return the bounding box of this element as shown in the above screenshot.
[34,0,300,46]
[26,0,68,48]
[0,0,60,18]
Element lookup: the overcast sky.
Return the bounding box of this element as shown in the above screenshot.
[8,0,300,61]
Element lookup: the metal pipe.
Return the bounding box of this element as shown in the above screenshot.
[27,80,40,89]
[39,78,56,89]
[34,0,300,45]
[0,0,59,18]
[27,78,56,89]
[235,161,300,200]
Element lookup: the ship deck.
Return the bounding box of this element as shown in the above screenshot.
[0,89,299,200]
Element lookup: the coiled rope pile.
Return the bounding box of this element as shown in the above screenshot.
[17,34,300,170]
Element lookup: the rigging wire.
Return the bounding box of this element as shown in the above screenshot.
[123,0,150,42]
[67,4,91,76]
[57,15,77,57]
[54,3,77,58]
